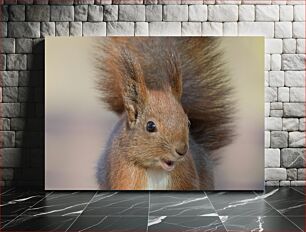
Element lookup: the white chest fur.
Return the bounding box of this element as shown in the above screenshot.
[146,169,170,190]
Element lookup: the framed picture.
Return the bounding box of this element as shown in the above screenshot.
[45,37,264,190]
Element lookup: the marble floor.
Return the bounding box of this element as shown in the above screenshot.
[0,187,305,231]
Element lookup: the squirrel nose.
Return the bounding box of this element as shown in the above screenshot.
[175,144,188,156]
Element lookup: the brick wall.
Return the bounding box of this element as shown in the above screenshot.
[0,0,305,187]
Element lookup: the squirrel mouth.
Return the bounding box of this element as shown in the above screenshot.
[160,159,175,172]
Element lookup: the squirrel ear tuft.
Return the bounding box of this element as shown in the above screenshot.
[120,49,147,128]
[166,51,182,100]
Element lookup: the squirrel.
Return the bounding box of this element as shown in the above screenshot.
[95,37,234,190]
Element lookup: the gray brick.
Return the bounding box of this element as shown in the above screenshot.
[290,181,306,186]
[88,5,103,22]
[202,22,222,36]
[83,22,106,36]
[70,22,82,36]
[265,149,280,168]
[49,0,74,4]
[55,22,69,36]
[163,5,188,21]
[51,6,74,21]
[238,22,274,37]
[1,71,18,86]
[255,5,279,21]
[290,87,304,102]
[269,71,284,87]
[74,0,94,3]
[3,87,18,102]
[283,39,296,54]
[18,87,29,102]
[265,117,282,131]
[9,5,25,21]
[297,39,305,54]
[270,131,288,148]
[16,39,32,53]
[144,0,158,3]
[265,168,286,181]
[189,5,207,21]
[8,22,40,38]
[2,118,10,131]
[265,87,277,102]
[281,148,305,168]
[265,181,280,186]
[299,118,305,131]
[279,181,290,186]
[3,131,15,147]
[74,5,88,21]
[1,38,15,53]
[11,118,25,130]
[280,5,293,21]
[284,103,305,117]
[294,5,305,21]
[275,22,292,39]
[33,0,49,3]
[265,39,282,54]
[18,0,34,4]
[283,118,299,131]
[265,131,270,148]
[182,22,201,36]
[239,5,255,21]
[41,22,55,37]
[2,148,22,167]
[1,5,9,21]
[297,168,305,180]
[287,168,297,180]
[159,0,181,4]
[104,5,118,21]
[119,5,145,21]
[270,102,282,110]
[1,22,7,37]
[145,5,161,22]
[271,54,281,71]
[95,0,112,4]
[17,71,30,86]
[293,22,304,38]
[107,22,134,36]
[289,132,305,148]
[135,22,148,36]
[285,71,305,87]
[278,87,289,102]
[7,54,27,71]
[282,54,305,71]
[3,103,20,117]
[182,0,203,3]
[265,102,270,116]
[223,22,237,36]
[208,5,238,22]
[149,22,181,36]
[270,110,283,117]
[26,5,50,21]
[0,54,6,71]
[113,0,143,3]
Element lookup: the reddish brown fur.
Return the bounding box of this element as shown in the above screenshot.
[95,37,234,190]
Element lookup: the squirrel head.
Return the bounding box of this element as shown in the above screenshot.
[119,49,189,172]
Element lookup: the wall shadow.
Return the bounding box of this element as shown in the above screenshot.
[14,40,45,189]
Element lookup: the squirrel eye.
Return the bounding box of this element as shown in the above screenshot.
[146,121,157,133]
[188,119,191,128]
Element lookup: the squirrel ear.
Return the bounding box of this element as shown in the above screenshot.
[120,49,147,128]
[166,52,183,100]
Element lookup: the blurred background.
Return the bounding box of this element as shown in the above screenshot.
[45,37,264,190]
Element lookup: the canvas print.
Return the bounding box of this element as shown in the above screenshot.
[45,37,264,190]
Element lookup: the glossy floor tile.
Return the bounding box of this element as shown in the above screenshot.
[0,187,304,231]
